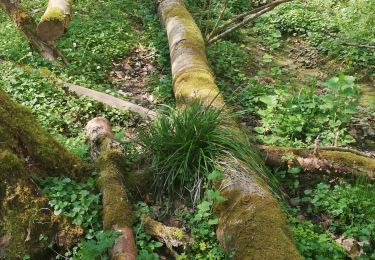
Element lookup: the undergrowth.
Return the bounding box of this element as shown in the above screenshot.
[141,102,272,203]
[38,176,120,259]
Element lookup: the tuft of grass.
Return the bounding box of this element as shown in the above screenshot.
[141,101,276,203]
[140,102,223,200]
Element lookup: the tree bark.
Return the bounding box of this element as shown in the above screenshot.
[0,0,66,63]
[0,90,84,258]
[260,146,375,179]
[85,117,137,260]
[156,0,301,258]
[37,0,72,41]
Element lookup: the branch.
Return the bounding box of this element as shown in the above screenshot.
[206,0,229,41]
[141,215,191,258]
[342,43,375,50]
[212,0,292,39]
[86,118,137,260]
[207,0,293,45]
[259,146,375,179]
[64,82,157,120]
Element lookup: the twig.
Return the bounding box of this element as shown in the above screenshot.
[207,0,293,43]
[342,42,375,50]
[206,0,229,41]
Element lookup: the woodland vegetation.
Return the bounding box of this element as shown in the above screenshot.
[0,0,374,259]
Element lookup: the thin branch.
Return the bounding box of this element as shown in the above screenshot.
[207,0,293,45]
[211,0,292,40]
[207,6,272,45]
[206,0,229,41]
[342,43,375,50]
[204,0,213,36]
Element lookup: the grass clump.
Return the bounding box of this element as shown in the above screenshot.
[141,102,224,201]
[141,101,273,202]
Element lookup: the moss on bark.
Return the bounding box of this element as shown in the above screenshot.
[0,90,84,258]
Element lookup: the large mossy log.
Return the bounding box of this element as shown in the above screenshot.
[86,117,137,260]
[260,146,375,179]
[0,90,84,258]
[0,0,66,62]
[156,0,301,258]
[37,0,72,41]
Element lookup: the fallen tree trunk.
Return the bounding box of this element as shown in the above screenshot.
[260,146,375,179]
[0,90,84,258]
[156,0,301,258]
[85,117,137,260]
[37,0,72,41]
[0,0,67,63]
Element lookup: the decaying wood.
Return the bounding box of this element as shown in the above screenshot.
[142,215,191,257]
[37,0,72,41]
[65,83,157,121]
[0,0,67,63]
[86,117,137,260]
[157,0,301,258]
[260,146,375,179]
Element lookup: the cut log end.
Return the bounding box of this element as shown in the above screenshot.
[37,0,72,41]
[37,20,65,42]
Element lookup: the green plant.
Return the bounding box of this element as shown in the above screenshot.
[140,102,224,200]
[39,176,102,238]
[141,101,272,202]
[133,202,163,259]
[176,170,230,259]
[290,217,346,259]
[72,230,121,260]
[255,74,359,147]
[306,182,375,256]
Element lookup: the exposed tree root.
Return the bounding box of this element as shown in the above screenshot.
[0,0,67,63]
[260,146,375,179]
[86,117,137,260]
[156,0,301,258]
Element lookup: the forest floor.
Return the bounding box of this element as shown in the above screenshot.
[1,0,375,259]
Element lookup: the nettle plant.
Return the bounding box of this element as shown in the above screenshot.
[255,74,359,147]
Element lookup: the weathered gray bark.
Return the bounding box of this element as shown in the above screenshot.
[37,0,72,41]
[156,0,301,258]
